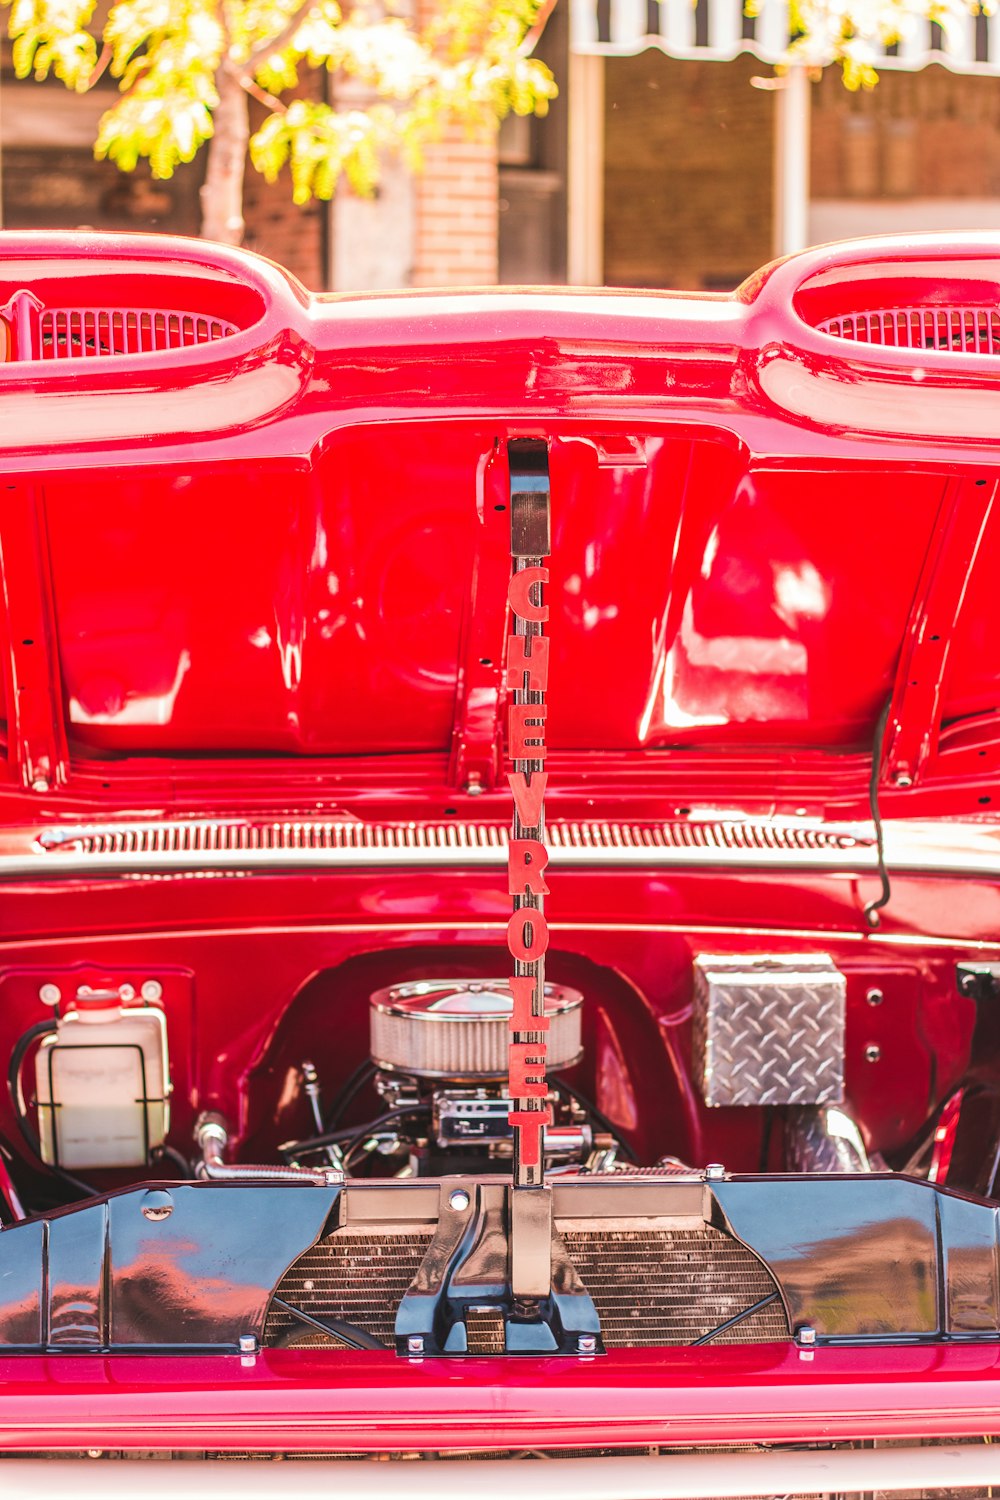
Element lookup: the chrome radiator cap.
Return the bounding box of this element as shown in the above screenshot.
[369,978,583,1079]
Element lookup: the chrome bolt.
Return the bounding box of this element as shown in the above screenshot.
[38,983,61,1007]
[577,1334,597,1354]
[303,1279,315,1293]
[796,1324,817,1347]
[407,1336,425,1355]
[865,1043,882,1063]
[31,777,50,794]
[238,1334,258,1355]
[866,988,884,1007]
[118,983,136,1003]
[895,772,914,789]
[87,1450,104,1460]
[140,1189,174,1222]
[449,1188,471,1212]
[705,1163,726,1181]
[141,979,163,1002]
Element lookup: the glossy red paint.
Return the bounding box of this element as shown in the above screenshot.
[4,231,1000,1452]
[1,1345,1000,1451]
[2,232,1000,817]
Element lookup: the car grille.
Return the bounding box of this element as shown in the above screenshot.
[264,1223,789,1349]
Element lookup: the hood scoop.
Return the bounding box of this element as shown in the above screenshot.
[0,244,267,364]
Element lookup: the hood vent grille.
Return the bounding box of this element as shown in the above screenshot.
[38,307,237,360]
[2,287,243,363]
[817,305,1000,354]
[38,819,862,857]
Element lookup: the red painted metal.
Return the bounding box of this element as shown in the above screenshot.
[4,230,1000,1449]
[0,1345,1000,1451]
[0,233,999,818]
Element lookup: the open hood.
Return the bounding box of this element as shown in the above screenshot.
[2,230,1000,827]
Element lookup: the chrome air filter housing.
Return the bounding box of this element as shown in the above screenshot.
[369,979,583,1080]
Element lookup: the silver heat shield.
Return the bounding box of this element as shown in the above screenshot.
[692,953,846,1108]
[369,979,583,1080]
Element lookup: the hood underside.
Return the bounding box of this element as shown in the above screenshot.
[2,230,1000,823]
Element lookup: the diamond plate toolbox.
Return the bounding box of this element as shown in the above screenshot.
[693,953,846,1108]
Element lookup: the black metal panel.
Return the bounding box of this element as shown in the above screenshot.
[108,1183,339,1346]
[48,1198,106,1347]
[0,1172,995,1354]
[710,1175,1000,1341]
[0,1216,43,1346]
[0,1181,339,1351]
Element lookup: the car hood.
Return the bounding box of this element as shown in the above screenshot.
[1,229,1000,827]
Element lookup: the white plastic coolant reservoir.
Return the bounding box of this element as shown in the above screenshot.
[35,990,170,1169]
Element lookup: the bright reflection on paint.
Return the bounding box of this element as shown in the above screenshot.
[773,561,831,626]
[70,649,192,725]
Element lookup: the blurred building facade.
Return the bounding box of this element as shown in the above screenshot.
[4,3,1000,290]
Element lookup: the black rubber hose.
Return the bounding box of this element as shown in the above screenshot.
[151,1145,194,1178]
[280,1105,431,1162]
[324,1059,377,1132]
[7,1019,96,1198]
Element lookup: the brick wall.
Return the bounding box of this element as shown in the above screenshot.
[811,65,1000,201]
[411,128,500,287]
[242,162,326,289]
[241,86,327,288]
[602,52,1000,293]
[603,51,774,291]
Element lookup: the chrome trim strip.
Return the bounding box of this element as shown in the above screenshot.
[4,1445,1000,1497]
[7,818,1000,879]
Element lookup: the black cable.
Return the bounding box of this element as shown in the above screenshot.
[151,1145,193,1178]
[280,1105,430,1163]
[341,1106,431,1168]
[324,1059,377,1132]
[863,698,893,930]
[552,1077,638,1163]
[7,1019,97,1198]
[270,1295,389,1351]
[690,1291,780,1346]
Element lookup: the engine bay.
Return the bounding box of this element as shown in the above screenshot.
[0,891,991,1361]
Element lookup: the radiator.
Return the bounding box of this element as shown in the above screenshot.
[264,1223,789,1349]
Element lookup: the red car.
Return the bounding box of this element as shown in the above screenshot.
[0,228,998,1495]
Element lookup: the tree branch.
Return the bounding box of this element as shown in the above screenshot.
[229,62,286,111]
[244,0,311,62]
[84,41,112,89]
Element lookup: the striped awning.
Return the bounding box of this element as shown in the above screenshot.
[569,0,1000,73]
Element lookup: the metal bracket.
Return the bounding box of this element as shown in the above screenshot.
[394,1180,603,1357]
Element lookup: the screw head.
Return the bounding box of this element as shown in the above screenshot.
[866,988,884,1007]
[118,983,136,1003]
[449,1188,471,1212]
[31,777,50,794]
[577,1334,597,1354]
[38,983,61,1007]
[140,1189,174,1222]
[238,1334,258,1355]
[895,772,914,789]
[865,1043,882,1063]
[141,979,163,1002]
[407,1336,425,1355]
